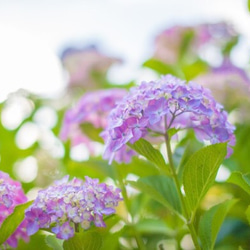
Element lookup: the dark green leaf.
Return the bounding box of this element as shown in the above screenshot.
[128,138,170,174]
[245,205,250,225]
[45,235,63,250]
[227,171,250,196]
[128,175,182,215]
[63,232,102,250]
[0,200,33,246]
[183,143,227,213]
[80,123,103,143]
[198,199,237,250]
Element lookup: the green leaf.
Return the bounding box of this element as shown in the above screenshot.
[128,138,170,174]
[179,30,195,61]
[100,231,122,250]
[143,59,182,77]
[45,235,63,250]
[0,200,33,246]
[128,175,182,215]
[63,232,102,250]
[80,123,103,143]
[135,218,175,236]
[167,128,180,139]
[227,171,250,196]
[222,36,239,56]
[245,205,250,225]
[198,199,237,250]
[181,59,208,80]
[248,0,250,12]
[183,143,227,213]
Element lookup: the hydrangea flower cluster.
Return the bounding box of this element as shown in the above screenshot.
[154,22,237,64]
[102,75,235,163]
[25,176,122,240]
[60,89,127,153]
[0,171,29,248]
[61,45,121,89]
[196,59,250,121]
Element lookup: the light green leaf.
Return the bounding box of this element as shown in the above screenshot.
[128,138,170,174]
[63,232,102,250]
[143,59,178,75]
[179,30,195,60]
[128,175,182,215]
[227,171,250,196]
[0,200,33,246]
[167,128,180,139]
[45,235,63,250]
[100,231,122,250]
[198,199,237,250]
[183,143,227,213]
[135,218,175,236]
[248,0,250,12]
[181,59,208,80]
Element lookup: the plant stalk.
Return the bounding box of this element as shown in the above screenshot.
[164,132,201,250]
[115,164,146,250]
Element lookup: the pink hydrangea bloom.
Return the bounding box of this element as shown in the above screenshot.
[102,75,235,163]
[0,171,29,248]
[153,22,237,64]
[61,45,121,89]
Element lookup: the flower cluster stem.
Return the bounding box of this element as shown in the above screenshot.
[115,164,146,250]
[164,132,201,250]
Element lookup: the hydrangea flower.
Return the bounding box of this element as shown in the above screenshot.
[102,74,235,163]
[61,45,121,89]
[153,22,237,64]
[60,89,127,154]
[196,58,250,122]
[25,176,122,240]
[0,171,29,248]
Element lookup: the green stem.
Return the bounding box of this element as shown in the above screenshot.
[133,227,146,250]
[114,164,146,250]
[114,163,131,218]
[164,132,201,250]
[74,223,80,233]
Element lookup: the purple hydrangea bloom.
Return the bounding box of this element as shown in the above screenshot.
[102,75,235,163]
[25,176,122,240]
[60,89,127,154]
[196,58,250,123]
[0,171,29,248]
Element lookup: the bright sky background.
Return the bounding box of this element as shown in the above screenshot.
[0,0,249,101]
